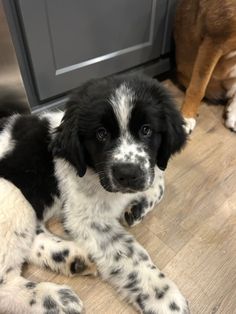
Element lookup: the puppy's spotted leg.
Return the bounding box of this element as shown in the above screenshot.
[3,274,83,314]
[0,179,83,314]
[28,223,97,277]
[72,220,189,314]
[123,167,165,226]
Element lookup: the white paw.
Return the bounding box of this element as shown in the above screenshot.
[134,270,190,314]
[183,117,196,134]
[225,106,236,132]
[28,282,84,314]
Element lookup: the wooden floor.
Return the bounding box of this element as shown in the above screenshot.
[24,81,236,314]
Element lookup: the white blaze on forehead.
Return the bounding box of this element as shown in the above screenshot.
[109,83,135,131]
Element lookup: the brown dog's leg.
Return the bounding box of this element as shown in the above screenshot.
[181,37,223,132]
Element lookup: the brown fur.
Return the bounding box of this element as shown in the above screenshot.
[174,0,236,119]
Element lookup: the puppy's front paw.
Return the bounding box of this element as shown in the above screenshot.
[25,282,84,314]
[47,242,97,277]
[183,117,196,134]
[225,105,236,132]
[123,198,149,227]
[135,273,190,314]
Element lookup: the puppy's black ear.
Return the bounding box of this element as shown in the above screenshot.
[50,108,86,177]
[157,99,187,171]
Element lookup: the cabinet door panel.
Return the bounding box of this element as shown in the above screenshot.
[17,0,167,100]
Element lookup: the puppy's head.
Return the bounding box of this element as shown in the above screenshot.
[51,75,186,193]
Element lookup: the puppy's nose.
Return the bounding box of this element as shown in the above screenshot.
[112,163,144,189]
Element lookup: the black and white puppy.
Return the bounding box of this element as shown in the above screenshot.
[0,75,189,314]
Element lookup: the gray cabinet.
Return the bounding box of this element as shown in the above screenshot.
[4,0,177,107]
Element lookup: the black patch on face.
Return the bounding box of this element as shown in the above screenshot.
[25,282,37,289]
[0,116,59,219]
[169,301,181,311]
[58,289,79,306]
[70,258,86,274]
[43,296,58,310]
[128,75,187,171]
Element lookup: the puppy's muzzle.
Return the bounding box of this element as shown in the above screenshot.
[111,163,146,191]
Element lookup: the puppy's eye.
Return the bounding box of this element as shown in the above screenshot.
[96,127,108,142]
[140,125,152,138]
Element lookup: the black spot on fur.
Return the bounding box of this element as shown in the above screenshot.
[43,296,58,309]
[52,251,66,263]
[149,201,153,207]
[63,249,69,257]
[110,268,122,276]
[136,293,149,310]
[64,309,81,314]
[70,258,86,274]
[58,289,79,306]
[90,222,111,233]
[159,272,165,278]
[138,251,149,261]
[127,245,134,258]
[124,212,134,226]
[124,271,140,289]
[111,233,124,242]
[63,310,81,314]
[0,277,4,284]
[159,185,164,199]
[149,264,156,270]
[155,287,165,299]
[40,245,44,250]
[6,267,13,273]
[125,237,134,244]
[88,254,95,263]
[29,299,36,306]
[36,227,44,235]
[25,282,36,289]
[15,231,27,238]
[0,116,60,219]
[170,302,181,311]
[128,271,138,281]
[37,252,41,257]
[114,252,123,262]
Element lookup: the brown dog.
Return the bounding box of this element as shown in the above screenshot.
[174,0,236,133]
